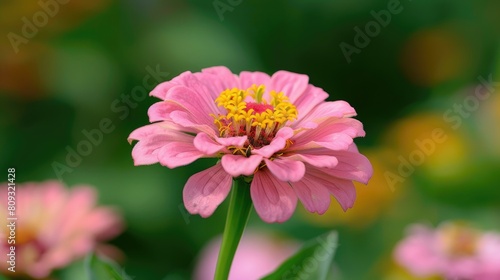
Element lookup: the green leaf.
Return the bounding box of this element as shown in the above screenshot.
[84,253,132,280]
[261,231,338,280]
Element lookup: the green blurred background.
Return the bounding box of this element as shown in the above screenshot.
[1,0,500,279]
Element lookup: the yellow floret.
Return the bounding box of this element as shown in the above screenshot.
[213,85,298,138]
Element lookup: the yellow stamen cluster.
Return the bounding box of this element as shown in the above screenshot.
[212,84,298,148]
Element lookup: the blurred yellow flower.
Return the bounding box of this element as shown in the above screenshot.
[382,112,471,184]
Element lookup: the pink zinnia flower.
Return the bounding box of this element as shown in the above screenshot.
[0,181,123,279]
[129,66,373,223]
[194,231,298,280]
[394,222,500,280]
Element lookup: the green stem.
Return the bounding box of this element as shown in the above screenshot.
[214,178,253,280]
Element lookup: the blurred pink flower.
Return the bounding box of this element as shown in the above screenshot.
[394,222,500,280]
[0,180,123,279]
[194,231,298,280]
[129,66,372,223]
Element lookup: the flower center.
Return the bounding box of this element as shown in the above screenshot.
[212,84,298,148]
[439,223,479,258]
[16,227,37,245]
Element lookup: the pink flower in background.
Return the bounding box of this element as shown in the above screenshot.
[129,66,373,223]
[194,231,298,280]
[394,222,500,280]
[0,181,123,279]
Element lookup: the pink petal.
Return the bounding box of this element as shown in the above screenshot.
[170,111,217,137]
[150,71,192,100]
[37,231,97,271]
[291,118,365,151]
[147,101,183,123]
[289,175,331,214]
[394,225,442,277]
[194,133,225,155]
[128,121,193,143]
[221,154,263,177]
[304,167,357,211]
[294,101,357,128]
[130,140,167,165]
[26,258,52,279]
[284,153,339,169]
[270,71,309,104]
[130,125,195,165]
[252,127,294,158]
[323,178,356,211]
[166,85,217,126]
[215,135,248,147]
[50,187,96,241]
[199,66,240,94]
[43,236,94,266]
[152,71,223,117]
[478,234,500,277]
[183,164,232,218]
[264,158,305,182]
[82,207,123,239]
[38,180,65,199]
[157,142,205,168]
[171,70,223,107]
[239,71,271,89]
[251,169,297,223]
[320,148,373,184]
[347,143,360,153]
[297,134,354,152]
[294,117,365,141]
[291,84,328,124]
